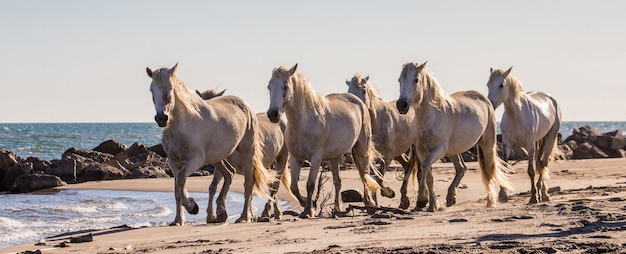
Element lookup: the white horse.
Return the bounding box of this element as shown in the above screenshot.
[486,67,562,204]
[347,74,469,209]
[146,64,273,224]
[197,89,303,221]
[266,64,382,218]
[396,61,511,212]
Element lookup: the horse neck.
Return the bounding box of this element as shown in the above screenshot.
[169,81,204,127]
[416,71,452,114]
[502,76,525,118]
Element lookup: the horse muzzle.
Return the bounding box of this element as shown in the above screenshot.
[267,108,282,123]
[154,113,169,127]
[396,98,410,114]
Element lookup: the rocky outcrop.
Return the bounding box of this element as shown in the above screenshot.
[0,140,174,193]
[11,173,66,193]
[563,126,625,159]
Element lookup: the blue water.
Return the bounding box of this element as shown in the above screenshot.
[0,189,283,249]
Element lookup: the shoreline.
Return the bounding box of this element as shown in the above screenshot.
[2,158,626,253]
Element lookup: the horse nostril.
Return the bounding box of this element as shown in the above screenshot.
[267,109,280,123]
[396,100,409,112]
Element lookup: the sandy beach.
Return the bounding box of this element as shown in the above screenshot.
[2,158,626,253]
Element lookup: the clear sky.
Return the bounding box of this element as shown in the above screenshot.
[1,1,624,123]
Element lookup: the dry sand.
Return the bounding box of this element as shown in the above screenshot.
[2,158,626,253]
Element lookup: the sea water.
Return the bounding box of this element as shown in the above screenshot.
[0,122,624,248]
[0,189,285,249]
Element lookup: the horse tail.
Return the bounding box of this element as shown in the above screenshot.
[478,144,513,204]
[251,123,276,202]
[278,155,299,202]
[352,139,381,193]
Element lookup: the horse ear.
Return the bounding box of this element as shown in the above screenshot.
[504,66,513,77]
[490,67,493,73]
[146,67,153,78]
[418,61,428,71]
[345,79,352,87]
[364,75,370,82]
[288,63,298,76]
[170,63,179,73]
[195,90,202,97]
[217,89,226,96]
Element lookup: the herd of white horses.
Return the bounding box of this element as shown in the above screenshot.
[145,62,561,225]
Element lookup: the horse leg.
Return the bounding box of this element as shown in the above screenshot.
[301,154,322,218]
[206,164,223,223]
[288,157,307,207]
[537,127,557,202]
[214,162,232,223]
[418,147,444,212]
[329,158,343,215]
[446,154,467,207]
[526,143,539,204]
[263,152,288,219]
[396,150,414,210]
[171,157,204,226]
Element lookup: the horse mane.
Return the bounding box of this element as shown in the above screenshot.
[154,68,203,117]
[351,73,382,118]
[404,63,454,112]
[490,68,524,103]
[284,69,328,117]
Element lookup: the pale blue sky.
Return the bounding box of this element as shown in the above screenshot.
[1,1,624,122]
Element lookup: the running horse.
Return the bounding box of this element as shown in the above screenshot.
[347,74,469,209]
[197,89,303,221]
[486,67,561,204]
[266,64,383,218]
[146,63,273,224]
[396,61,511,211]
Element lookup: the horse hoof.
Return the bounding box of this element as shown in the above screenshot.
[169,221,182,226]
[299,212,314,219]
[416,200,428,209]
[381,187,395,198]
[216,213,228,223]
[206,215,217,223]
[528,198,538,205]
[188,202,199,215]
[446,198,456,207]
[399,198,410,210]
[498,191,509,203]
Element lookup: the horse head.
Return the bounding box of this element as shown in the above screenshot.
[267,63,297,123]
[486,66,513,109]
[146,63,178,127]
[346,74,369,104]
[397,61,427,114]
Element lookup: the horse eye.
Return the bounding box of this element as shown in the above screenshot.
[413,78,419,83]
[499,83,505,88]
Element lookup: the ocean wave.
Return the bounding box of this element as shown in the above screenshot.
[46,204,98,214]
[83,199,128,211]
[69,215,121,224]
[0,217,26,228]
[127,205,172,218]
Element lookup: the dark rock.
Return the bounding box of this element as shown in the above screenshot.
[130,166,170,178]
[11,173,66,193]
[25,157,51,173]
[0,163,33,192]
[126,142,150,158]
[93,139,127,156]
[0,148,21,171]
[78,163,130,182]
[45,159,77,183]
[564,125,602,144]
[63,147,113,164]
[149,144,166,158]
[572,142,608,159]
[341,189,363,203]
[69,233,93,243]
[553,144,573,160]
